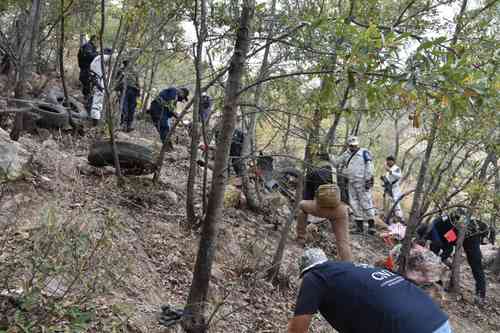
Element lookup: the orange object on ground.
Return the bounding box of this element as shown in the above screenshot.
[385,255,394,271]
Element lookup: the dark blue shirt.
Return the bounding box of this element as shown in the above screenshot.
[295,261,448,333]
[150,88,178,119]
[158,88,178,103]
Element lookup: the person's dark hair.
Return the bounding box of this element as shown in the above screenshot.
[89,35,97,42]
[103,48,113,55]
[176,87,189,102]
[386,155,396,162]
[180,87,189,99]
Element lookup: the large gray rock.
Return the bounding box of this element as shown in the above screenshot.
[0,128,31,182]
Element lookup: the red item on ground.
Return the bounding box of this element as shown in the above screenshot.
[444,229,457,243]
[385,255,394,271]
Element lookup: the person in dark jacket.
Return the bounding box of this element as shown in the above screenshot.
[77,35,98,113]
[289,248,452,333]
[417,209,489,304]
[116,60,140,132]
[148,87,189,143]
[229,127,244,176]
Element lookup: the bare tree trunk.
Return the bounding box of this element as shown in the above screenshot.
[182,2,255,332]
[187,0,208,226]
[398,113,439,275]
[141,53,158,114]
[240,0,276,212]
[58,0,76,132]
[324,112,342,145]
[98,0,123,182]
[493,154,499,247]
[10,0,42,141]
[449,216,466,293]
[394,116,400,160]
[493,249,500,277]
[324,77,351,145]
[267,173,303,282]
[282,113,292,152]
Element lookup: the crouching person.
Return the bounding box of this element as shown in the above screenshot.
[417,208,489,305]
[296,152,352,261]
[149,87,189,143]
[288,248,453,333]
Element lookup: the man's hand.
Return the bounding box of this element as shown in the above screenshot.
[288,315,312,333]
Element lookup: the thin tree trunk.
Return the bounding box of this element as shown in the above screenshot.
[98,0,123,182]
[398,112,439,275]
[182,2,255,332]
[394,116,400,160]
[493,155,499,248]
[282,113,292,152]
[493,249,500,277]
[324,79,351,145]
[10,0,42,141]
[58,0,75,131]
[267,173,304,282]
[449,213,466,293]
[141,53,158,114]
[187,0,208,226]
[241,0,276,211]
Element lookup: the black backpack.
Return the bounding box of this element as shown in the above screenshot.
[78,42,96,69]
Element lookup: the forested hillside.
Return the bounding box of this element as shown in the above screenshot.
[0,0,499,332]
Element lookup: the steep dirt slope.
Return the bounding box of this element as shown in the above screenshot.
[0,119,498,333]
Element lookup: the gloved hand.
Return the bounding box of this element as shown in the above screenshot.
[365,177,374,190]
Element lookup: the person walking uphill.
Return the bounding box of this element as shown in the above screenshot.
[89,48,113,126]
[332,136,376,234]
[296,152,352,261]
[77,35,98,113]
[288,248,453,333]
[148,87,189,143]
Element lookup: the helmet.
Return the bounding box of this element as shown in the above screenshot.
[347,136,359,146]
[298,248,328,277]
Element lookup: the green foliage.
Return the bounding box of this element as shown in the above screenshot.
[0,207,128,331]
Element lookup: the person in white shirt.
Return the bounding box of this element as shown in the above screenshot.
[383,155,404,223]
[89,48,113,126]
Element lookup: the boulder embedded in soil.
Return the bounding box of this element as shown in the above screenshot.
[0,128,31,182]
